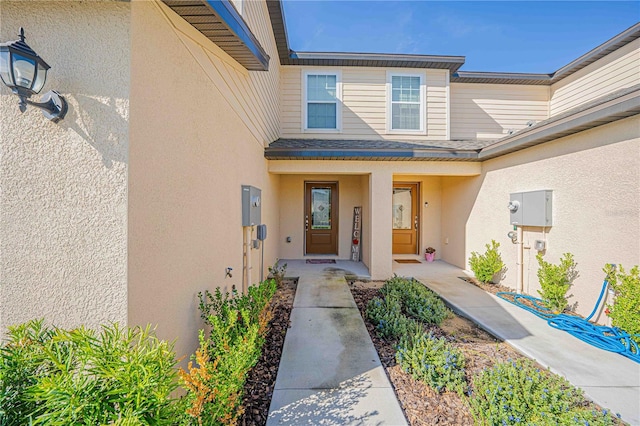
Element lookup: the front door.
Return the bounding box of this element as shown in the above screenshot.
[305,182,339,255]
[392,183,419,254]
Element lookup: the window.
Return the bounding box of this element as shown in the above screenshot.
[387,72,425,133]
[304,72,341,131]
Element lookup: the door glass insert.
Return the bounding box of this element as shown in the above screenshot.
[392,187,412,229]
[311,187,331,229]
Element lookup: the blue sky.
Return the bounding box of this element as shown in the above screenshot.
[281,1,640,73]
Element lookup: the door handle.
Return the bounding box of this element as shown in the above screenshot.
[414,215,419,230]
[305,215,309,231]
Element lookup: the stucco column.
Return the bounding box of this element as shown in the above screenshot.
[368,170,393,279]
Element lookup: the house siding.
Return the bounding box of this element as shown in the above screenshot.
[128,0,281,362]
[281,66,448,141]
[550,38,640,116]
[450,83,549,141]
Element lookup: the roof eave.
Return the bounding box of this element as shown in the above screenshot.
[264,148,480,161]
[162,0,270,71]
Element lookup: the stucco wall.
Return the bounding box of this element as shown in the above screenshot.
[278,174,364,260]
[128,0,281,361]
[441,116,640,322]
[1,1,130,335]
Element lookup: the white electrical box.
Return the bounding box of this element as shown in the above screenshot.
[509,190,552,227]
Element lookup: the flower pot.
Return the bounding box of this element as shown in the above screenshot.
[425,252,435,262]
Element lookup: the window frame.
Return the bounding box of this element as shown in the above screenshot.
[302,70,342,132]
[386,71,426,135]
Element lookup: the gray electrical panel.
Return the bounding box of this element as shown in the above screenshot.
[241,185,261,226]
[509,190,552,227]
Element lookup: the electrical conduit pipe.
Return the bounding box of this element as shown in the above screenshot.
[517,226,524,294]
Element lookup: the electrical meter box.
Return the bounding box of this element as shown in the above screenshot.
[509,190,552,227]
[241,185,261,226]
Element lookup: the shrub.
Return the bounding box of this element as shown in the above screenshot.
[366,295,422,339]
[396,330,466,395]
[537,252,578,313]
[380,277,450,325]
[605,264,640,347]
[469,240,505,284]
[470,358,617,425]
[0,319,53,425]
[0,320,179,425]
[268,261,288,288]
[182,278,276,425]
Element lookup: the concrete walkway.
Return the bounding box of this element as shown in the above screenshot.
[393,259,640,425]
[267,260,407,425]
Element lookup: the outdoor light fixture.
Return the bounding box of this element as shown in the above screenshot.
[0,28,67,122]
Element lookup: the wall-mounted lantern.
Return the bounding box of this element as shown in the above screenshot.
[0,28,67,122]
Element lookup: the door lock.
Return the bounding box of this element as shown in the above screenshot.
[414,215,419,230]
[305,215,309,231]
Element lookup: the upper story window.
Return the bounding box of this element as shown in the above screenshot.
[304,71,341,131]
[387,72,425,134]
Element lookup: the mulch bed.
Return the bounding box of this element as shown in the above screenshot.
[350,285,520,426]
[239,279,297,426]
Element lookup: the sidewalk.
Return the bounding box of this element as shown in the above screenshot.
[393,260,640,425]
[267,260,407,425]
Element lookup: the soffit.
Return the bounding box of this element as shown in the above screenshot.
[162,0,270,71]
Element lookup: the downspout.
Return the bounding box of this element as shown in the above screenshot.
[517,226,524,294]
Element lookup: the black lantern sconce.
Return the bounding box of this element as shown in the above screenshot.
[0,28,67,122]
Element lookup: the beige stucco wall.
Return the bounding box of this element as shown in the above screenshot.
[128,0,281,361]
[442,116,640,322]
[272,161,480,279]
[0,1,130,335]
[278,174,364,260]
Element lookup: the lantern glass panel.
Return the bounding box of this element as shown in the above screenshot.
[12,53,36,89]
[32,62,47,93]
[0,50,11,86]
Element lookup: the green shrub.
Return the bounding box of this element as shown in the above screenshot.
[0,319,53,425]
[0,320,179,426]
[181,278,276,425]
[396,330,466,395]
[380,277,450,325]
[470,358,617,425]
[605,264,640,347]
[469,240,506,284]
[366,295,422,339]
[268,261,288,288]
[537,252,578,313]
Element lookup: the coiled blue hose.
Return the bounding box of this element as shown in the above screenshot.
[497,277,640,363]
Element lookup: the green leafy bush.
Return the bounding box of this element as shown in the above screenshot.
[537,252,578,313]
[366,295,422,339]
[381,277,450,325]
[0,319,53,425]
[268,261,288,288]
[470,358,617,425]
[396,330,466,395]
[605,264,640,347]
[469,240,506,284]
[0,320,179,425]
[181,279,276,425]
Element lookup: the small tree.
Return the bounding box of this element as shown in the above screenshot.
[469,240,505,284]
[605,263,640,346]
[536,252,578,313]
